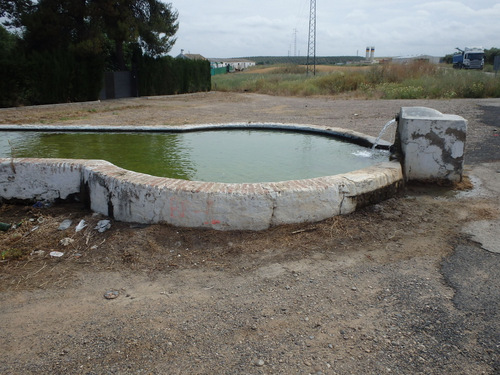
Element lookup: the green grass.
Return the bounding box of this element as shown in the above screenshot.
[212,62,500,99]
[1,248,23,260]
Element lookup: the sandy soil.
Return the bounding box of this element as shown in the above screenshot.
[1,93,499,374]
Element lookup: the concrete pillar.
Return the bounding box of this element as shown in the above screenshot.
[396,107,467,183]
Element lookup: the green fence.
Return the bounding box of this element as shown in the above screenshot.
[211,67,228,76]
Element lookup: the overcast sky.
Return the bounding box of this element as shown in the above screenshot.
[169,0,500,58]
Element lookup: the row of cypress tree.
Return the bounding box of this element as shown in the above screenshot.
[0,27,210,108]
[0,0,210,108]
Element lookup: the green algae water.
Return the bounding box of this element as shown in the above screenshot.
[0,130,388,183]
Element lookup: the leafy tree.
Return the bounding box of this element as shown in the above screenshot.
[13,0,107,104]
[137,0,178,57]
[94,0,178,69]
[21,0,83,51]
[3,0,178,68]
[485,48,500,65]
[443,54,453,64]
[0,1,200,106]
[0,0,31,27]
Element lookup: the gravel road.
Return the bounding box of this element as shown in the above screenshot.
[1,93,499,374]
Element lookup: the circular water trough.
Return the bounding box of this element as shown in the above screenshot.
[0,123,404,230]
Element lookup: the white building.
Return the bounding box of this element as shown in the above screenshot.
[208,58,256,71]
[392,55,442,64]
[176,50,207,61]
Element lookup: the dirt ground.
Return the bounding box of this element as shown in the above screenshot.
[1,93,499,374]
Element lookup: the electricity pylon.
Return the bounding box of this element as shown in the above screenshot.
[306,0,316,75]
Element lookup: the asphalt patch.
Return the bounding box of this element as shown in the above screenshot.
[441,241,500,372]
[466,105,500,163]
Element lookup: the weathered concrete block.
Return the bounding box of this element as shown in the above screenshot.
[397,107,467,182]
[268,177,343,226]
[0,159,82,201]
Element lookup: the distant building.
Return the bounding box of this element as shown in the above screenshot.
[176,49,207,61]
[175,50,256,73]
[392,55,442,64]
[365,46,375,61]
[208,58,256,71]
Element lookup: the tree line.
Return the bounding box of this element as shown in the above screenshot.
[249,56,365,66]
[0,0,210,107]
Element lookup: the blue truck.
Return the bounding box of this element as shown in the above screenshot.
[453,47,485,69]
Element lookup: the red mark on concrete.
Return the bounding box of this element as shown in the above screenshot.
[170,197,186,218]
[203,219,221,225]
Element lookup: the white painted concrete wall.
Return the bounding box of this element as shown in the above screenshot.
[0,159,86,201]
[0,158,402,230]
[397,107,467,182]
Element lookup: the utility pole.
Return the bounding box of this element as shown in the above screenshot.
[306,0,317,75]
[293,28,297,57]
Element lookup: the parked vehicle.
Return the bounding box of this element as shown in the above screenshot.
[453,47,484,69]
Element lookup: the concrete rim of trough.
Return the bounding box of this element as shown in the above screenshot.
[0,123,402,230]
[0,122,393,149]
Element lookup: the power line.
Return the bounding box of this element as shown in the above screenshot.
[306,0,316,75]
[292,0,310,59]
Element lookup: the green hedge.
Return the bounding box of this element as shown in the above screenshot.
[137,55,211,96]
[0,27,22,107]
[23,50,104,105]
[0,47,104,107]
[0,53,21,107]
[0,43,211,107]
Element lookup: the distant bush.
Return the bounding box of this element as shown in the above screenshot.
[315,72,366,94]
[367,61,438,84]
